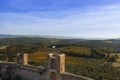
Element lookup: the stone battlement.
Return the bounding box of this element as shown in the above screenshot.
[0,53,94,80]
[0,62,45,73]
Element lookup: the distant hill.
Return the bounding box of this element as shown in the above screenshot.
[0,34,73,39]
[1,34,120,52]
[0,34,18,39]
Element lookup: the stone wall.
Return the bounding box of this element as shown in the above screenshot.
[0,53,94,80]
[61,72,93,80]
[0,62,46,80]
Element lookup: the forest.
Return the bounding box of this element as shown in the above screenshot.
[0,37,120,80]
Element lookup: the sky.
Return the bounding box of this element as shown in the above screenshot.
[0,0,120,38]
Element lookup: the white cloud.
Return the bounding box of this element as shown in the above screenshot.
[0,4,120,38]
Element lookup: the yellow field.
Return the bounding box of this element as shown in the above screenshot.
[28,52,47,62]
[28,51,104,66]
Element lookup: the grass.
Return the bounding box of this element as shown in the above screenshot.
[28,51,47,62]
[28,51,105,66]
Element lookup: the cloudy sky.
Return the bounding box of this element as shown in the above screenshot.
[0,0,120,38]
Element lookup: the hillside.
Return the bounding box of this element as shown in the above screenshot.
[0,37,120,80]
[0,37,120,52]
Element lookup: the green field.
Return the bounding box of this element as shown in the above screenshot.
[0,37,120,80]
[28,51,120,80]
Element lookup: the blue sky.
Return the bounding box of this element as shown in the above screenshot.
[0,0,120,38]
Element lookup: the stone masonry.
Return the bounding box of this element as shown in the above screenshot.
[0,53,94,80]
